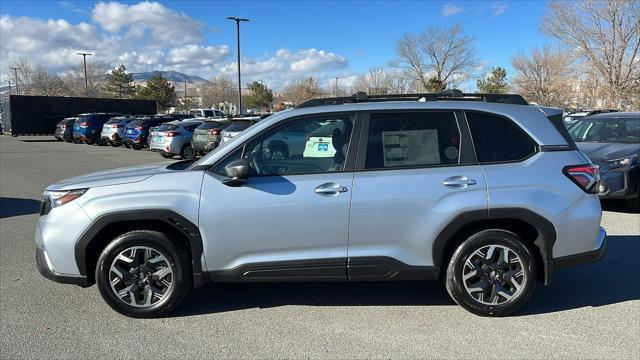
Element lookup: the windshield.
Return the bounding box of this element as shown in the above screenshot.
[569,117,640,144]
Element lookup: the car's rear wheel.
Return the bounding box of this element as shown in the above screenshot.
[123,142,131,148]
[161,153,174,159]
[132,144,142,150]
[445,230,537,317]
[269,144,289,160]
[180,144,195,160]
[95,230,192,318]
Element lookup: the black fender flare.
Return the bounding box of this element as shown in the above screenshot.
[432,208,557,284]
[74,210,204,286]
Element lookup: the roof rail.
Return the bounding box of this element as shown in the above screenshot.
[296,90,528,108]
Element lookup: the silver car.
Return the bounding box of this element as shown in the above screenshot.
[220,116,262,144]
[100,116,134,146]
[149,119,204,159]
[35,91,606,318]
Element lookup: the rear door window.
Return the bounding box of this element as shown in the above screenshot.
[365,111,460,169]
[466,112,537,163]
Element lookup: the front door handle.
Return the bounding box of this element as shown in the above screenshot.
[315,182,348,197]
[443,176,477,189]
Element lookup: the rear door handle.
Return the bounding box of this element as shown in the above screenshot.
[443,176,477,189]
[315,182,348,197]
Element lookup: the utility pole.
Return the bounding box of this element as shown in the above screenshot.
[76,52,92,96]
[226,16,249,115]
[334,77,339,96]
[9,67,20,95]
[184,75,188,98]
[6,80,12,95]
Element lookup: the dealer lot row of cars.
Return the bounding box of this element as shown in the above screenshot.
[54,110,263,160]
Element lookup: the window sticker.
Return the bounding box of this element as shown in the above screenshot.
[381,129,440,166]
[445,146,459,160]
[303,137,336,158]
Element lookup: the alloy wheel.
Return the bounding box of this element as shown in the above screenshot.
[461,244,526,305]
[109,246,174,308]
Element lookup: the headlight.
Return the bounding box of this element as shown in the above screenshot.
[605,154,638,169]
[43,189,88,208]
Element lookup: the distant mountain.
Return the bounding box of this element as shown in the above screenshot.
[131,71,209,85]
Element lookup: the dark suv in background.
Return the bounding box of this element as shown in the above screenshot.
[54,117,77,142]
[72,113,120,144]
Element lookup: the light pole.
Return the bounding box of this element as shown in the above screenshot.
[334,77,339,96]
[226,16,249,115]
[6,80,11,95]
[76,52,92,96]
[9,67,20,95]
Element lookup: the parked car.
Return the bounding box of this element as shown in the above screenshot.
[569,112,639,209]
[149,119,204,159]
[191,119,232,156]
[564,109,619,128]
[35,91,606,318]
[122,117,167,150]
[72,113,121,144]
[147,115,196,147]
[220,116,262,144]
[100,116,135,146]
[189,108,226,118]
[54,117,77,142]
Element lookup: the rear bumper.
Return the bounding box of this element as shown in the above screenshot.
[36,248,90,287]
[544,227,606,285]
[192,141,218,153]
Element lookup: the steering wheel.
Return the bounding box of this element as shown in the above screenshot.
[249,147,265,175]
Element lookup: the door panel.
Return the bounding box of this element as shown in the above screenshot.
[199,172,353,273]
[348,166,487,267]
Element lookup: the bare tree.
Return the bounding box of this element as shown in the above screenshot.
[201,74,238,110]
[282,77,325,105]
[10,58,34,93]
[29,66,71,96]
[511,47,574,107]
[64,61,110,97]
[395,24,477,90]
[542,0,640,108]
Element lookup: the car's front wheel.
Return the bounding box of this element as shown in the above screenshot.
[95,230,192,318]
[445,230,537,316]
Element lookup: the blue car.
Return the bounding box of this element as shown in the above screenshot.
[122,117,168,150]
[72,113,121,144]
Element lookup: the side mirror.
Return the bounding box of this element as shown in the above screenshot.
[223,159,250,187]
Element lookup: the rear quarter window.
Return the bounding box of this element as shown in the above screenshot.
[466,111,537,163]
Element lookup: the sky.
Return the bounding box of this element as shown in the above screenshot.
[0,0,553,91]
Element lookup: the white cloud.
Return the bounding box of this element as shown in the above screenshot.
[492,3,507,16]
[441,3,463,17]
[91,1,203,46]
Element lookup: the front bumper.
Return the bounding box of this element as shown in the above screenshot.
[544,227,607,285]
[36,248,90,286]
[597,166,639,200]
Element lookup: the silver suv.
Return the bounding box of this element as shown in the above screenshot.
[35,92,606,318]
[149,119,204,159]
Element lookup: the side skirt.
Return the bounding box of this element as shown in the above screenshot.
[205,257,440,283]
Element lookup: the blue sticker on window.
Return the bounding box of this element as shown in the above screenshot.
[318,143,329,151]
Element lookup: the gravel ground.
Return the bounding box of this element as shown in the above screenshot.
[1,135,638,359]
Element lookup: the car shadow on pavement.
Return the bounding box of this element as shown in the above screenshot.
[522,235,640,315]
[174,235,639,317]
[0,197,41,218]
[601,200,639,214]
[174,279,454,317]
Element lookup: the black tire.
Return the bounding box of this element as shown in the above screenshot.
[124,142,131,149]
[84,140,94,145]
[180,144,195,160]
[95,230,192,318]
[132,144,142,150]
[161,153,174,159]
[445,230,537,317]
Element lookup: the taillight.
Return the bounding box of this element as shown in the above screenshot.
[167,131,181,137]
[79,122,89,128]
[563,164,599,193]
[136,126,145,130]
[112,124,121,128]
[208,128,221,136]
[63,124,69,128]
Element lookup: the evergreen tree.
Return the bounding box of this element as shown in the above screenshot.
[106,64,134,98]
[476,67,509,94]
[133,74,177,111]
[244,81,274,111]
[424,77,447,92]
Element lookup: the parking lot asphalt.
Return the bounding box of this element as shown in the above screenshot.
[1,135,638,359]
